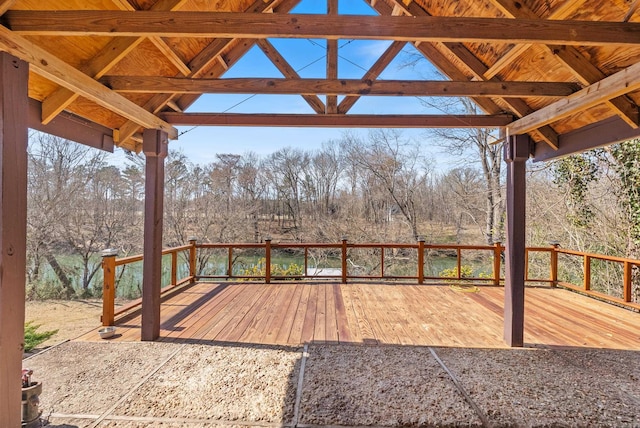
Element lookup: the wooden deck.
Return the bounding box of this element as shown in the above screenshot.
[78,282,640,349]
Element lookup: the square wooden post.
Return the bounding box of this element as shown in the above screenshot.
[0,53,28,428]
[503,134,530,347]
[141,129,168,341]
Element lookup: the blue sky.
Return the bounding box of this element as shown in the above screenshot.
[165,0,451,165]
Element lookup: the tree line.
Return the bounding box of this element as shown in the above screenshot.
[25,130,640,299]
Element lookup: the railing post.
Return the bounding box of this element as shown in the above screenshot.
[418,237,425,284]
[170,251,177,286]
[101,249,118,326]
[623,261,632,302]
[584,255,591,291]
[341,236,348,284]
[493,241,502,286]
[265,236,272,284]
[550,241,559,287]
[188,236,197,284]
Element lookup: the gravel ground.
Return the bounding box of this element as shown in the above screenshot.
[113,344,301,424]
[24,341,640,427]
[24,341,180,415]
[299,345,482,427]
[435,347,640,427]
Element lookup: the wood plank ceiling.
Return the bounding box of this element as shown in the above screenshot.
[2,0,640,158]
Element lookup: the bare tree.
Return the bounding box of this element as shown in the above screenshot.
[341,130,430,240]
[423,98,504,244]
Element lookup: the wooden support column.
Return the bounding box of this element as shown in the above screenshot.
[141,129,168,341]
[0,52,28,428]
[503,134,530,347]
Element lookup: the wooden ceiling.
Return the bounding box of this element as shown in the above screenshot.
[2,0,640,160]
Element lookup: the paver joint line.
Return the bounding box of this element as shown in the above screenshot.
[428,346,492,428]
[87,343,187,428]
[293,343,309,427]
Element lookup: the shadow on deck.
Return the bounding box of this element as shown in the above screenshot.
[77,281,640,350]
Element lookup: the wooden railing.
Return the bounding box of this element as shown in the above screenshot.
[101,242,195,326]
[101,240,640,325]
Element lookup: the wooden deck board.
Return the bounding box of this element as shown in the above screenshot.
[77,282,640,350]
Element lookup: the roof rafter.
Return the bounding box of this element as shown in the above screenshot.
[488,0,639,129]
[161,112,513,128]
[6,11,640,46]
[40,0,189,125]
[370,0,560,149]
[256,39,326,114]
[102,76,579,98]
[0,25,177,138]
[116,0,303,147]
[482,0,587,79]
[507,61,640,135]
[338,41,406,114]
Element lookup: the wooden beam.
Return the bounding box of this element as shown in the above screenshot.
[7,11,640,46]
[161,112,513,128]
[508,61,640,135]
[0,26,177,138]
[41,0,188,125]
[103,76,579,97]
[326,0,338,114]
[550,46,639,128]
[257,39,326,114]
[28,98,114,152]
[533,116,640,162]
[339,41,406,114]
[503,134,529,347]
[141,129,168,341]
[0,52,28,428]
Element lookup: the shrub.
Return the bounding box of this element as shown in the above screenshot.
[24,321,58,352]
[240,258,303,279]
[439,265,474,279]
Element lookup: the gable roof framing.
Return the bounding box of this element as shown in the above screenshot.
[0,0,639,159]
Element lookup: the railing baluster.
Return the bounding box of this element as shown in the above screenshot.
[457,248,462,279]
[188,237,197,283]
[493,242,501,286]
[380,246,384,278]
[418,237,425,284]
[101,249,118,326]
[228,247,233,279]
[550,243,559,287]
[341,237,348,284]
[170,250,177,286]
[623,261,632,302]
[265,237,272,284]
[584,255,591,291]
